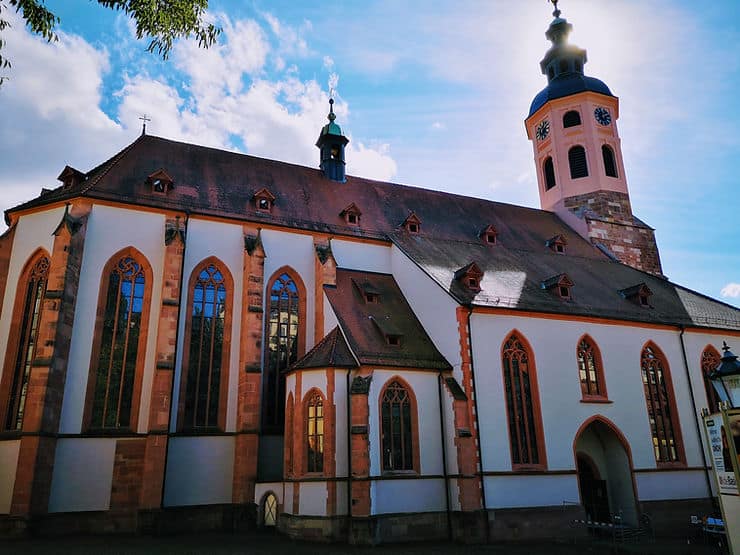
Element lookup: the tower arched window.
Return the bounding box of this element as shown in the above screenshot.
[180,260,232,430]
[701,345,721,414]
[1,253,49,431]
[380,379,418,472]
[86,250,152,430]
[502,333,546,468]
[568,146,588,179]
[577,336,607,400]
[263,269,304,432]
[641,343,683,464]
[543,157,557,190]
[563,111,581,128]
[306,391,324,473]
[602,145,618,177]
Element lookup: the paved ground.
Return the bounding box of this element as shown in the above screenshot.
[0,532,728,555]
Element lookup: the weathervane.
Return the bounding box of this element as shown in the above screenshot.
[139,114,151,136]
[549,0,561,18]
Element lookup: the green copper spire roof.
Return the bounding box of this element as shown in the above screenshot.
[320,98,344,137]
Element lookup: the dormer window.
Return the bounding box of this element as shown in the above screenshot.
[542,273,574,301]
[370,316,403,347]
[386,335,401,347]
[480,225,498,245]
[353,279,381,304]
[340,203,362,227]
[619,283,653,308]
[57,166,85,189]
[147,169,174,194]
[402,212,422,234]
[454,262,483,293]
[253,188,276,213]
[546,234,567,254]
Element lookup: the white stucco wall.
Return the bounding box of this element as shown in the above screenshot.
[298,482,328,516]
[484,474,577,509]
[0,207,64,383]
[163,436,235,506]
[331,240,391,273]
[60,205,165,434]
[0,440,20,514]
[635,470,707,501]
[373,478,447,515]
[48,438,116,512]
[334,369,349,483]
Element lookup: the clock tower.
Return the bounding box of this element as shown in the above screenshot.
[525,2,663,276]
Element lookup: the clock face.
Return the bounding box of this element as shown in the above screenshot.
[535,120,550,141]
[594,107,612,126]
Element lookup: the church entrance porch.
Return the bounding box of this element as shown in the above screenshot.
[574,417,638,526]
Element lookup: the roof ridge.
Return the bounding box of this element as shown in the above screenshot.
[81,134,147,194]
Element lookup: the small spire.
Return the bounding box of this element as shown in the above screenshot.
[550,0,561,19]
[139,114,151,136]
[328,98,336,122]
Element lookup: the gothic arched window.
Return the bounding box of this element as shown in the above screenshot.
[602,145,618,177]
[263,270,304,432]
[577,336,607,399]
[568,146,588,179]
[2,253,49,431]
[181,261,231,430]
[502,333,546,468]
[641,343,683,464]
[380,379,417,472]
[701,345,722,414]
[563,110,581,128]
[306,391,324,473]
[87,250,151,430]
[544,157,557,190]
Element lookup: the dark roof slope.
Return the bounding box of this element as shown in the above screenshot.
[391,233,740,331]
[292,326,358,370]
[325,269,451,370]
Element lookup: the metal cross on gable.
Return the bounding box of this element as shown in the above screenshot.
[138,114,152,136]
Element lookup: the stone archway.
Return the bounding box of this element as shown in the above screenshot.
[574,417,638,526]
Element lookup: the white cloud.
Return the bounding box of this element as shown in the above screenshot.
[721,283,740,299]
[430,122,445,130]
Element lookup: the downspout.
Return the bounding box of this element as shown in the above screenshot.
[160,211,189,508]
[346,369,352,541]
[678,326,713,499]
[437,372,452,540]
[466,307,490,542]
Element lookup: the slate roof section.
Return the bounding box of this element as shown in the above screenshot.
[325,269,451,370]
[291,326,358,370]
[390,233,740,331]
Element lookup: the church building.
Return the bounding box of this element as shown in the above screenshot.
[0,5,738,543]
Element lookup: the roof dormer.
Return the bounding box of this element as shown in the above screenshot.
[542,273,574,300]
[370,315,403,347]
[57,166,85,189]
[546,234,567,254]
[454,261,483,293]
[340,202,362,226]
[402,212,421,234]
[479,225,498,245]
[147,169,174,194]
[620,283,653,308]
[353,278,381,304]
[253,188,276,213]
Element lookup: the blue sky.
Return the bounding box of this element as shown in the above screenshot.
[0,0,738,308]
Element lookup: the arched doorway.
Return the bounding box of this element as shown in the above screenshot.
[574,417,637,526]
[261,492,278,527]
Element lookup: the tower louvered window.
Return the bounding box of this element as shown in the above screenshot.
[183,263,228,429]
[641,344,681,463]
[263,272,300,432]
[502,333,545,467]
[602,145,618,177]
[544,157,556,190]
[381,381,414,471]
[91,255,147,429]
[4,256,49,430]
[568,146,588,178]
[563,110,581,128]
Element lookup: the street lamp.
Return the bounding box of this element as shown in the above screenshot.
[709,342,740,409]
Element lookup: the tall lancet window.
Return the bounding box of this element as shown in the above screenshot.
[263,271,302,432]
[502,333,546,468]
[3,254,49,430]
[641,343,682,464]
[381,380,416,472]
[88,252,151,430]
[700,345,722,415]
[306,391,324,473]
[182,262,230,430]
